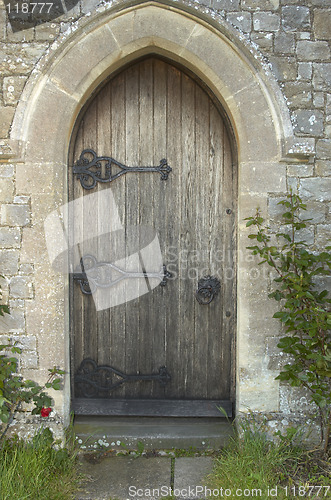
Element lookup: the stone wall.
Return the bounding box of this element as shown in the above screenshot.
[0,0,330,441]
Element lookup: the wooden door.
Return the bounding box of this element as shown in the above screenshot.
[69,57,236,417]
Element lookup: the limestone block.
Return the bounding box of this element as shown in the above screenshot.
[6,23,34,42]
[0,307,25,333]
[281,6,310,31]
[268,196,287,222]
[21,228,48,263]
[274,32,295,54]
[315,224,331,248]
[253,12,280,31]
[293,109,324,136]
[3,76,27,106]
[240,163,286,194]
[250,32,273,50]
[0,164,14,177]
[308,0,331,5]
[298,62,312,81]
[37,335,66,371]
[287,164,313,177]
[0,334,36,351]
[0,179,14,202]
[0,249,19,275]
[31,193,64,226]
[35,22,60,41]
[13,195,30,204]
[313,9,331,40]
[299,177,331,201]
[315,160,331,176]
[242,0,279,10]
[313,92,325,108]
[0,106,15,138]
[237,375,280,412]
[279,385,314,415]
[283,82,312,108]
[211,0,240,11]
[16,163,64,195]
[80,0,100,14]
[0,43,48,74]
[48,24,120,96]
[22,83,79,164]
[297,227,316,245]
[326,93,331,114]
[10,276,34,299]
[297,40,330,61]
[238,194,268,218]
[226,12,252,33]
[1,204,30,226]
[21,352,38,369]
[287,178,298,194]
[0,227,21,248]
[313,63,331,91]
[269,56,297,81]
[316,139,331,159]
[19,263,34,275]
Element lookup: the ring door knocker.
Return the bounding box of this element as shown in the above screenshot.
[196,275,221,305]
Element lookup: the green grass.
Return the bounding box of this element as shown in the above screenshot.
[206,421,331,499]
[0,427,80,500]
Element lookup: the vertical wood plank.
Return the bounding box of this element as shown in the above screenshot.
[179,72,196,397]
[109,72,127,398]
[152,59,168,399]
[193,84,210,398]
[81,104,98,366]
[137,59,155,398]
[164,63,182,399]
[96,83,112,368]
[209,101,225,399]
[124,62,142,398]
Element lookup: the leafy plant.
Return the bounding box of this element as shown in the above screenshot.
[245,192,331,452]
[0,340,64,444]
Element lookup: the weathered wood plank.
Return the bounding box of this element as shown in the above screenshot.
[108,71,127,398]
[164,63,182,399]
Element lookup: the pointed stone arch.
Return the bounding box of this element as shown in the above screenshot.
[10,1,312,424]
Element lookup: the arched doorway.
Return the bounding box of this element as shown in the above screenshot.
[69,57,237,417]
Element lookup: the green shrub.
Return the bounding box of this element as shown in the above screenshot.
[245,192,331,451]
[0,340,64,443]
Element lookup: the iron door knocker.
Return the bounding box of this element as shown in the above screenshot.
[196,275,221,305]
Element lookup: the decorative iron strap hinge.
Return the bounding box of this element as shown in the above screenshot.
[73,254,172,295]
[75,358,171,397]
[73,149,172,189]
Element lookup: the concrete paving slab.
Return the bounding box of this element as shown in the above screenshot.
[174,457,214,499]
[76,456,172,500]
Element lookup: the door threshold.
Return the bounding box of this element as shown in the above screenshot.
[74,416,233,451]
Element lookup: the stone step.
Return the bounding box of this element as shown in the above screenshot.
[74,416,233,451]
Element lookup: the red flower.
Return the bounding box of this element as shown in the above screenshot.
[40,407,52,417]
